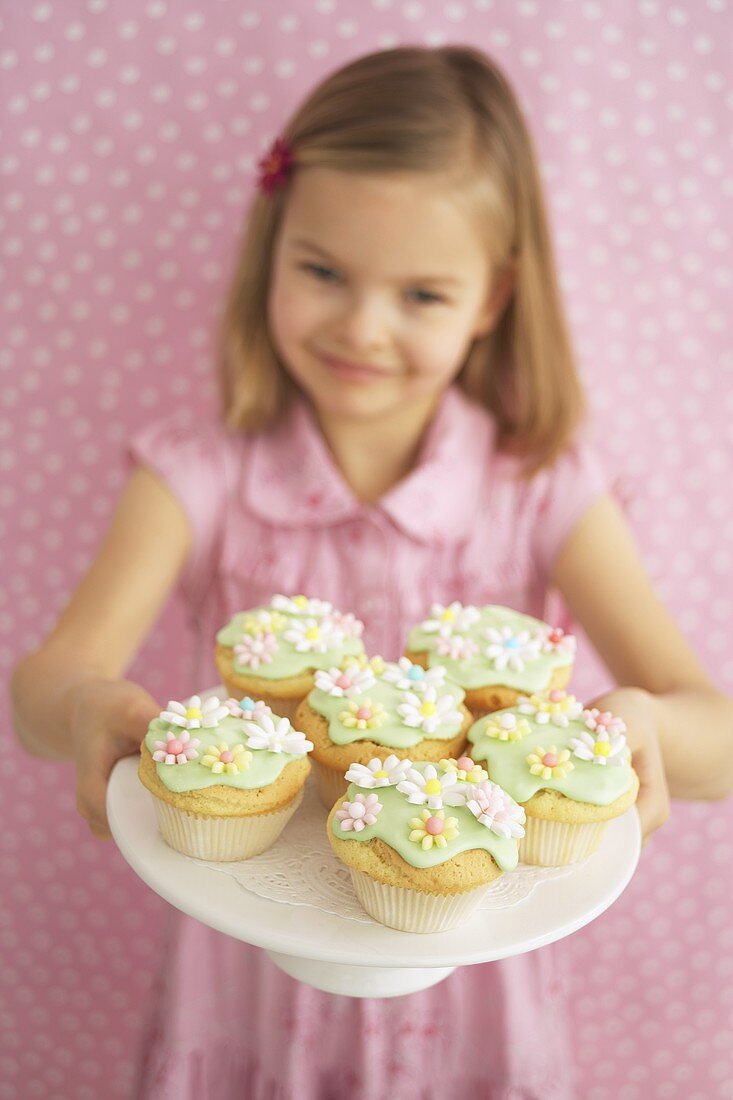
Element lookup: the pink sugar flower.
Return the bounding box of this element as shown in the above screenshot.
[152,729,200,766]
[335,793,382,832]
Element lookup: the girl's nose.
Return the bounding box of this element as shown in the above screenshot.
[333,293,392,354]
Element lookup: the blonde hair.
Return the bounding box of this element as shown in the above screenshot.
[216,45,585,476]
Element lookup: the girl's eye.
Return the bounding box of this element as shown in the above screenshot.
[298,262,444,305]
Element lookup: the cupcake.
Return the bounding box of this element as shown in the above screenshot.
[327,757,526,933]
[467,690,639,865]
[405,602,576,719]
[138,692,313,860]
[215,594,366,725]
[295,655,473,808]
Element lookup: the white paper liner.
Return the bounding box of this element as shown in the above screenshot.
[151,788,304,861]
[519,815,607,865]
[349,869,494,933]
[312,758,349,809]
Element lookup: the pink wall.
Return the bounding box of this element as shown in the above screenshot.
[2,2,732,1097]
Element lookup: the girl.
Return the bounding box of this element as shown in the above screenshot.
[11,45,733,1100]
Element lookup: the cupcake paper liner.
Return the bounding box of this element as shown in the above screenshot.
[519,815,607,866]
[151,787,304,861]
[349,868,494,933]
[312,759,350,809]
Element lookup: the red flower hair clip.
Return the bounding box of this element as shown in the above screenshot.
[257,136,294,196]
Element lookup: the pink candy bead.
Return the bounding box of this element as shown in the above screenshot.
[549,690,564,702]
[167,739,184,755]
[543,753,558,767]
[425,816,444,836]
[356,707,372,721]
[336,674,351,689]
[456,756,474,772]
[219,750,234,764]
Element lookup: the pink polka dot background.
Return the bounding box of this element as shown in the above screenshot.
[2,2,732,1097]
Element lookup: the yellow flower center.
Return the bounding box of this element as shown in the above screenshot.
[294,595,308,608]
[420,701,437,717]
[373,769,388,779]
[595,740,611,756]
[424,779,442,795]
[305,626,320,641]
[441,608,456,622]
[185,707,202,720]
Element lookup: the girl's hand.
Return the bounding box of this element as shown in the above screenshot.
[584,686,671,847]
[68,678,161,840]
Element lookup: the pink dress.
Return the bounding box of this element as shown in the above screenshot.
[127,384,611,1100]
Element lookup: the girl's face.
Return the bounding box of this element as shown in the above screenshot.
[268,167,507,427]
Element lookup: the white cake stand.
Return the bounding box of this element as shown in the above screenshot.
[108,755,641,998]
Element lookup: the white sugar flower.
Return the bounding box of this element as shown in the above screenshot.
[569,727,627,766]
[397,686,462,735]
[283,616,344,653]
[233,631,279,669]
[271,594,333,617]
[464,781,526,839]
[160,694,229,731]
[335,792,382,832]
[382,657,447,693]
[344,755,413,788]
[152,729,200,765]
[314,664,376,698]
[396,763,467,810]
[329,610,364,638]
[484,627,542,672]
[517,690,584,727]
[242,713,314,755]
[421,601,481,638]
[434,634,479,662]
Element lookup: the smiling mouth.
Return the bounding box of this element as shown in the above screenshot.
[320,354,396,379]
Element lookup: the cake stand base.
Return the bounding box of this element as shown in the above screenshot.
[265,951,457,997]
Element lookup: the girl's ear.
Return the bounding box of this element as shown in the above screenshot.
[473,263,517,339]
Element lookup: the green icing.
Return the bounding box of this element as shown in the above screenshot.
[145,714,306,793]
[308,663,467,748]
[331,763,519,872]
[407,604,573,691]
[216,606,365,680]
[467,707,634,807]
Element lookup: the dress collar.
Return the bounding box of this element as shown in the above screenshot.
[243,385,496,545]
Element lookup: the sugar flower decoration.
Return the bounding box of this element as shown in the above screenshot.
[242,713,314,755]
[482,712,531,742]
[344,754,412,788]
[434,634,479,662]
[225,696,272,721]
[314,664,376,698]
[439,756,489,784]
[408,808,459,851]
[397,686,462,734]
[484,627,542,672]
[283,617,343,654]
[342,653,386,675]
[271,594,333,617]
[421,601,481,638]
[464,781,526,839]
[160,694,230,731]
[526,745,574,780]
[396,764,467,810]
[382,658,447,692]
[568,727,627,766]
[335,793,382,832]
[152,729,200,765]
[582,708,627,738]
[200,742,252,775]
[541,626,577,657]
[518,690,584,727]
[340,699,387,731]
[234,631,278,669]
[329,610,364,638]
[241,609,287,635]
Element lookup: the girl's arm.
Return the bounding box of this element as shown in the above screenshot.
[551,493,733,804]
[10,464,192,834]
